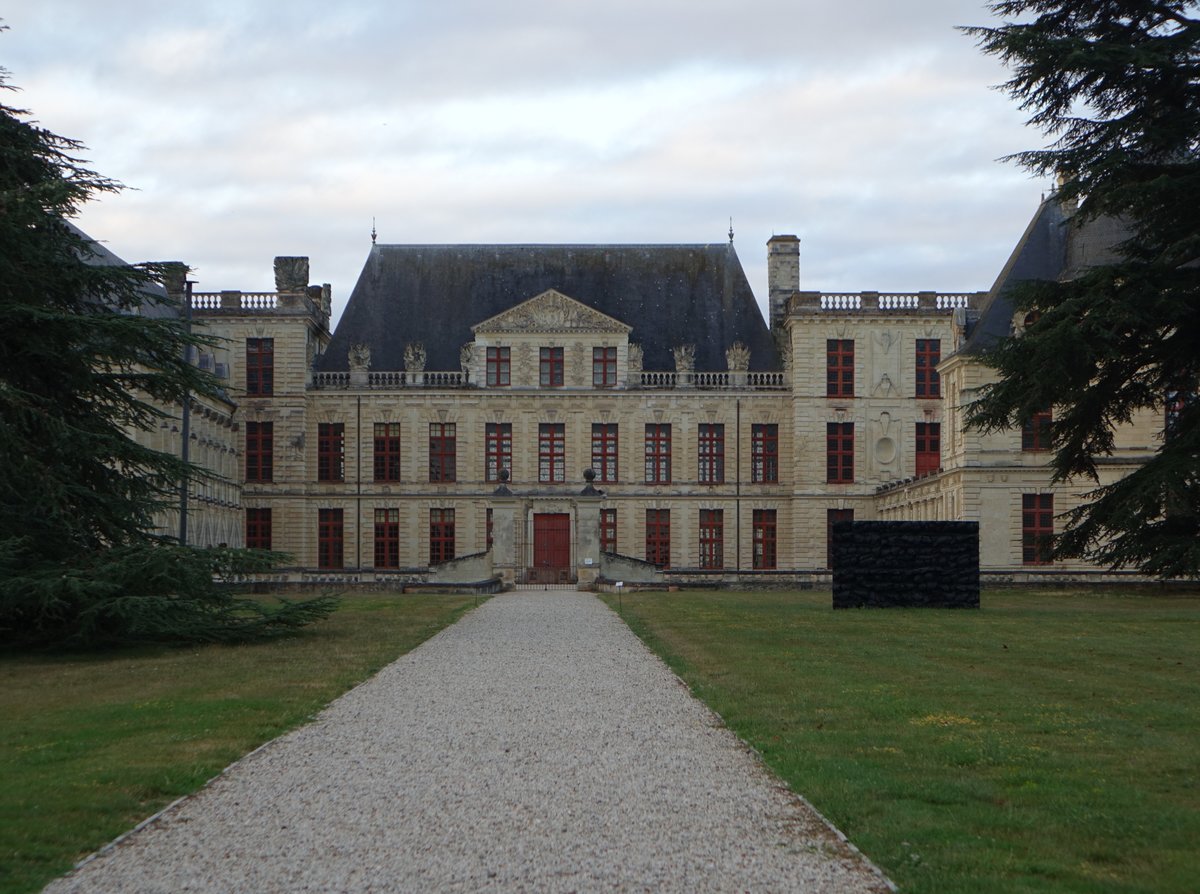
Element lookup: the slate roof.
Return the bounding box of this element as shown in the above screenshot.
[961,196,1127,354]
[319,243,782,372]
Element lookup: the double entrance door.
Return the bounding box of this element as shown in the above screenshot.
[528,513,572,584]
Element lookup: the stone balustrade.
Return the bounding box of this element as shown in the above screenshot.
[310,368,790,391]
[792,291,984,313]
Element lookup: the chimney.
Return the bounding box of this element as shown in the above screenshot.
[766,235,800,330]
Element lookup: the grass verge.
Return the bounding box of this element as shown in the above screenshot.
[602,588,1199,894]
[0,591,477,894]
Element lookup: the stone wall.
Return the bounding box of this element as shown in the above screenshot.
[831,520,979,608]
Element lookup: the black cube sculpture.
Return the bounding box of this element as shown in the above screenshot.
[831,520,980,608]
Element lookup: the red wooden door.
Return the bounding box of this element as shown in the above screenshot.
[533,513,571,579]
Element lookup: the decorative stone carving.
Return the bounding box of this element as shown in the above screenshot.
[627,343,643,373]
[472,289,632,335]
[459,343,474,376]
[673,344,696,373]
[404,342,427,373]
[349,343,371,372]
[273,256,309,292]
[725,341,750,372]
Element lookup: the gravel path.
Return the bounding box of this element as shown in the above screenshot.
[47,591,892,893]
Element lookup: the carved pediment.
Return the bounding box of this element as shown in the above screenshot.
[471,289,632,335]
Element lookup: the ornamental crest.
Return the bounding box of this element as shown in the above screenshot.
[403,342,427,372]
[725,341,750,372]
[672,344,696,373]
[348,343,371,372]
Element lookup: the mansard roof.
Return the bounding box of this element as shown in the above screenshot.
[961,195,1128,354]
[319,243,782,372]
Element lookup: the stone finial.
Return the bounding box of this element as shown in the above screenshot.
[627,343,643,372]
[274,256,310,293]
[672,344,696,374]
[348,343,371,372]
[404,342,427,373]
[725,341,750,372]
[459,343,475,376]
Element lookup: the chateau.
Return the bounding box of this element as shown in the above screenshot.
[154,194,1162,586]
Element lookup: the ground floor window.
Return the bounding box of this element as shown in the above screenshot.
[646,509,670,568]
[699,509,723,569]
[430,508,456,565]
[600,508,617,554]
[827,508,854,569]
[374,508,400,568]
[752,509,776,570]
[1022,494,1054,565]
[246,508,271,551]
[318,508,343,569]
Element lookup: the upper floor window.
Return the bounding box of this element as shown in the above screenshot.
[318,422,345,482]
[485,423,512,482]
[915,422,941,477]
[827,339,854,398]
[540,347,564,388]
[698,424,725,485]
[645,424,672,484]
[538,423,566,483]
[245,421,273,483]
[826,422,854,484]
[1022,410,1052,452]
[486,347,511,387]
[246,338,274,396]
[593,347,617,388]
[591,423,618,483]
[373,422,401,482]
[751,424,779,483]
[915,339,941,398]
[429,423,457,482]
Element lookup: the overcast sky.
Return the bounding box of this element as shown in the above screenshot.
[5,1,1047,326]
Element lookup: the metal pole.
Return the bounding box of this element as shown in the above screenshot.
[178,278,193,546]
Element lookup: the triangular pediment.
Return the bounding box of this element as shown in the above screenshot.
[471,289,633,335]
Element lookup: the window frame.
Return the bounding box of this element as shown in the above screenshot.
[645,508,671,569]
[538,423,566,484]
[486,347,511,387]
[539,347,564,388]
[915,421,941,477]
[826,422,854,484]
[915,338,941,398]
[429,508,456,565]
[592,346,617,388]
[246,337,274,396]
[827,507,854,569]
[245,421,273,483]
[752,509,776,570]
[699,508,724,570]
[317,422,345,483]
[245,507,272,551]
[698,423,725,485]
[751,424,779,484]
[644,423,672,484]
[600,508,617,554]
[374,507,400,569]
[591,423,618,483]
[318,508,343,570]
[485,422,512,482]
[826,338,854,398]
[1022,410,1052,452]
[1022,494,1054,565]
[429,422,457,483]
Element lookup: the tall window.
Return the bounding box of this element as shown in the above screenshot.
[485,423,512,482]
[600,508,617,554]
[246,337,273,396]
[430,508,455,564]
[826,422,854,484]
[915,422,941,477]
[645,423,672,484]
[486,347,511,387]
[593,347,617,388]
[751,424,779,483]
[373,422,402,482]
[1022,410,1052,451]
[1022,494,1054,565]
[486,508,493,551]
[429,423,457,482]
[827,339,854,398]
[645,509,670,568]
[246,508,272,550]
[538,423,566,483]
[591,423,618,483]
[827,508,854,569]
[540,347,564,387]
[752,509,776,570]
[318,423,345,482]
[318,508,343,570]
[245,421,273,483]
[699,509,724,570]
[698,424,725,484]
[374,508,400,568]
[915,338,941,398]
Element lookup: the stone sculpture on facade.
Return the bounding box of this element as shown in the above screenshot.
[672,344,696,373]
[725,341,750,372]
[404,342,427,373]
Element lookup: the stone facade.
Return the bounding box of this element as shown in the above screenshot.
[180,205,1170,586]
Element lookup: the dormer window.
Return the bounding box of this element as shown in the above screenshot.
[486,347,510,387]
[593,347,617,388]
[540,347,564,387]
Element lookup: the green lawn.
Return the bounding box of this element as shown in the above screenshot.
[603,588,1200,894]
[0,592,477,894]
